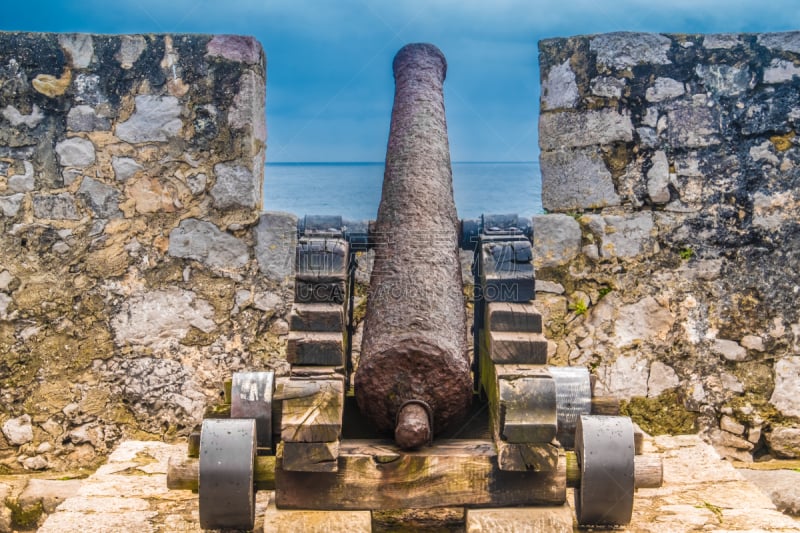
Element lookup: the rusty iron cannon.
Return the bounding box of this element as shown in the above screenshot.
[166,43,664,531]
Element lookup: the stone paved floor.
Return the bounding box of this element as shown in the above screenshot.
[0,435,796,532]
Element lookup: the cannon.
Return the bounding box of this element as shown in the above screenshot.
[167,43,664,531]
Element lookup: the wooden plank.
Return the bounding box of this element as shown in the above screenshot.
[373,508,465,531]
[287,331,344,366]
[279,377,344,443]
[467,505,573,533]
[281,441,340,472]
[495,438,561,472]
[290,303,344,332]
[487,301,542,333]
[489,331,548,364]
[590,395,621,416]
[275,439,566,510]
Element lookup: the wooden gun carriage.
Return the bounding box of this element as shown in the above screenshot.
[166,43,664,531]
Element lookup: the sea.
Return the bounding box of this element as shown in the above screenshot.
[263,162,542,221]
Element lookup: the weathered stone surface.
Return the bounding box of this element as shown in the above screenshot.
[2,414,33,445]
[55,137,96,167]
[67,105,111,131]
[648,361,680,397]
[115,35,146,68]
[753,191,799,230]
[211,162,258,209]
[666,99,720,147]
[254,211,297,282]
[597,354,649,398]
[168,218,249,272]
[115,95,182,143]
[765,426,800,459]
[19,479,84,513]
[78,177,121,219]
[0,193,24,216]
[741,334,765,352]
[229,70,266,142]
[591,76,626,98]
[764,59,800,84]
[770,357,800,418]
[758,31,800,54]
[647,150,671,204]
[206,34,262,64]
[741,469,800,516]
[720,415,746,436]
[531,214,581,268]
[2,104,44,127]
[614,296,674,348]
[59,34,94,68]
[111,288,216,348]
[588,213,655,259]
[711,338,748,362]
[33,193,80,220]
[541,59,578,110]
[540,148,620,211]
[539,109,633,150]
[696,64,752,97]
[645,77,685,102]
[8,161,35,192]
[703,33,741,49]
[590,32,672,69]
[467,505,573,532]
[111,156,143,182]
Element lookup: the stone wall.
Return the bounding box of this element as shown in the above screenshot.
[0,32,300,472]
[536,31,800,461]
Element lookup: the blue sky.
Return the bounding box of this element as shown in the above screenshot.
[3,1,800,162]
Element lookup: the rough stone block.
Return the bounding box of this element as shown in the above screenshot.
[115,95,182,143]
[532,214,581,268]
[539,109,633,150]
[589,32,672,69]
[78,177,121,219]
[33,193,80,220]
[770,356,800,418]
[467,505,573,533]
[168,218,250,272]
[55,137,96,168]
[211,162,258,210]
[254,212,298,282]
[541,59,578,110]
[540,148,620,212]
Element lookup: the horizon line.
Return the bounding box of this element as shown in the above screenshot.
[266,160,539,165]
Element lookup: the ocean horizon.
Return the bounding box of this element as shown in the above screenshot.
[263,161,543,221]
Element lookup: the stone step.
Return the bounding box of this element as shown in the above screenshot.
[487,301,542,333]
[287,332,344,366]
[489,331,548,364]
[290,303,345,332]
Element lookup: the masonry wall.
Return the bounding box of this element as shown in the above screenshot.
[535,31,800,460]
[0,32,300,472]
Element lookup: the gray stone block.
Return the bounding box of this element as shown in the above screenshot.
[540,148,620,212]
[254,211,297,282]
[33,193,80,220]
[78,177,121,219]
[589,32,672,69]
[211,162,258,210]
[539,109,633,151]
[67,105,111,132]
[168,218,250,272]
[541,59,578,110]
[532,214,581,268]
[115,95,182,143]
[667,100,720,148]
[111,156,143,182]
[0,194,24,217]
[758,31,800,54]
[55,137,96,168]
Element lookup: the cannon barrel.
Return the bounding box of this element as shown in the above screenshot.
[354,43,472,449]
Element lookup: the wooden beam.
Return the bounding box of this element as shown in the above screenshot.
[565,451,663,489]
[487,301,543,333]
[280,441,340,472]
[287,331,344,366]
[290,303,344,332]
[278,377,344,443]
[488,331,548,364]
[275,439,566,510]
[166,455,276,492]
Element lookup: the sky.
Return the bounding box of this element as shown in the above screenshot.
[3,1,800,162]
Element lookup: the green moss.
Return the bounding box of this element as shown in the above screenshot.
[697,501,723,523]
[621,390,696,435]
[8,499,44,530]
[679,247,694,261]
[598,286,612,299]
[569,298,588,316]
